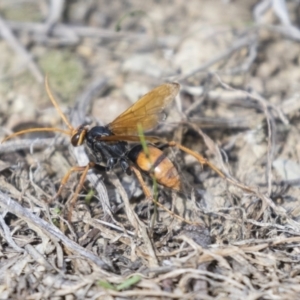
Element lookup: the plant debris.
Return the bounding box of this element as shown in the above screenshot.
[1,0,300,299]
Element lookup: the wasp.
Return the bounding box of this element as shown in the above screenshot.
[3,78,227,221]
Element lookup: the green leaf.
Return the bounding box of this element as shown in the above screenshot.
[116,275,142,291]
[85,189,95,205]
[97,280,116,290]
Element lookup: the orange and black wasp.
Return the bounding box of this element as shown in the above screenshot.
[3,78,226,221]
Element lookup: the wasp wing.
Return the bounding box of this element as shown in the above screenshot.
[99,135,162,143]
[107,82,179,135]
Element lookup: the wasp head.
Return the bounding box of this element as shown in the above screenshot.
[71,124,89,146]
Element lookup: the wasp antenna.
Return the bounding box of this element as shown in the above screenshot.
[2,127,71,143]
[45,75,74,132]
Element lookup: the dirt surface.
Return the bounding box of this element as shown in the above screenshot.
[1,0,300,299]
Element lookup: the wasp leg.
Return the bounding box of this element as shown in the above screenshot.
[130,165,195,225]
[55,163,94,199]
[167,141,226,179]
[120,158,131,175]
[167,141,254,193]
[131,165,152,198]
[106,157,116,171]
[67,162,95,222]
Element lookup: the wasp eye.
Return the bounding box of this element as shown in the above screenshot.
[71,132,80,146]
[71,127,87,146]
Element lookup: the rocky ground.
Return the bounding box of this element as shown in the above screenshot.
[1,0,300,299]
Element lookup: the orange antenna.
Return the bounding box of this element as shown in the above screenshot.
[2,76,74,143]
[45,75,74,132]
[2,128,71,143]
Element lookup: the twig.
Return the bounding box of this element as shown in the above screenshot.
[266,24,300,41]
[256,0,300,40]
[109,172,159,267]
[189,123,258,194]
[24,244,54,270]
[180,34,257,81]
[0,190,112,270]
[0,15,43,82]
[7,21,145,40]
[206,89,289,125]
[0,137,68,154]
[45,0,65,30]
[85,218,135,236]
[70,77,113,219]
[93,289,193,299]
[253,0,272,23]
[71,77,109,125]
[214,74,277,196]
[185,120,289,221]
[225,39,258,75]
[0,209,25,253]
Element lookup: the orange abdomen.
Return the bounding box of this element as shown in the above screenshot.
[128,145,181,191]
